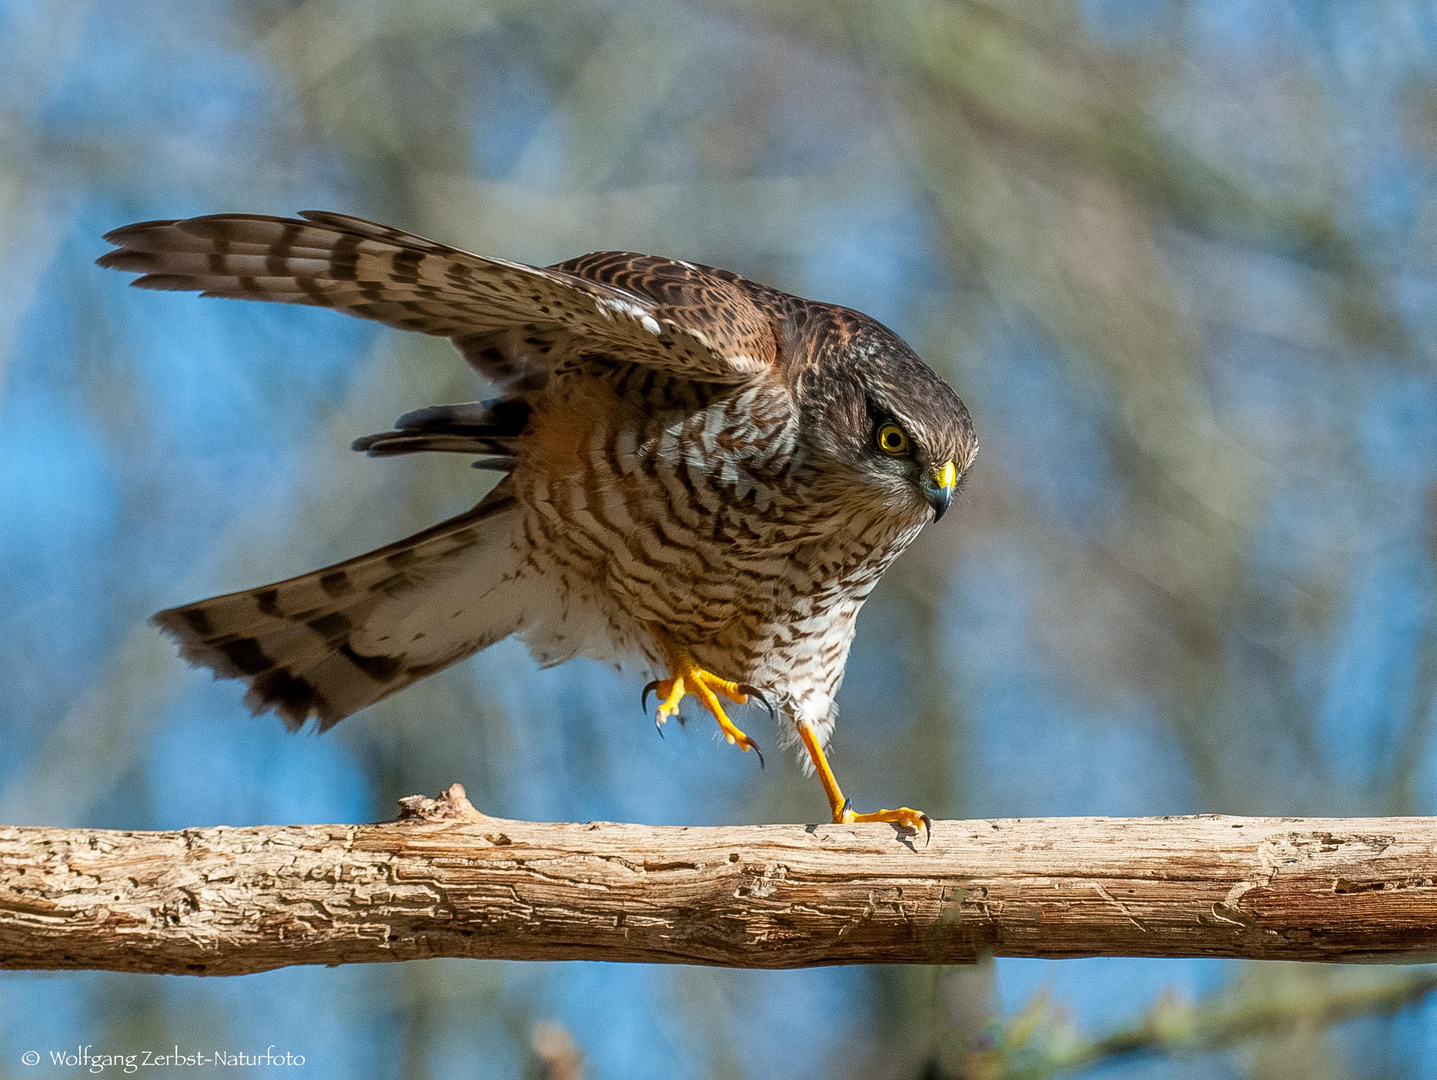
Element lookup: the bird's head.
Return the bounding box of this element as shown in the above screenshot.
[795,310,977,524]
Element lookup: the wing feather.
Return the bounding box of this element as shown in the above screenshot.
[99,212,777,384]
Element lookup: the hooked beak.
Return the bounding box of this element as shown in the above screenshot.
[924,460,957,521]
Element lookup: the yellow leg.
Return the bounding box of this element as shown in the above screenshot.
[645,628,763,763]
[798,724,931,843]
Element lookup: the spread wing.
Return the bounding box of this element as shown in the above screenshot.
[98,211,778,385]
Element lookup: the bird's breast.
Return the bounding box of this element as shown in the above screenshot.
[512,363,922,685]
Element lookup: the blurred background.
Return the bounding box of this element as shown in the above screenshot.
[2,0,1436,1076]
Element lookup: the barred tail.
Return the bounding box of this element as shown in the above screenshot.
[155,490,528,730]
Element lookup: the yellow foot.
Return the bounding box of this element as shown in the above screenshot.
[642,660,767,766]
[797,724,931,846]
[837,799,932,844]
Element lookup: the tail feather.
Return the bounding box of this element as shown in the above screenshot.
[155,487,526,730]
[351,398,530,460]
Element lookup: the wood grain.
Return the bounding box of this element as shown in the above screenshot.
[2,787,1435,975]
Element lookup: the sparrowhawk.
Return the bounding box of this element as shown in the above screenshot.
[99,212,977,837]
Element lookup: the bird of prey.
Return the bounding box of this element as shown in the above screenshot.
[99,212,977,837]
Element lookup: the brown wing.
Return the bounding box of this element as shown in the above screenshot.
[98,211,777,385]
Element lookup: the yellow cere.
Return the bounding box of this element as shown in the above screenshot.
[935,460,957,489]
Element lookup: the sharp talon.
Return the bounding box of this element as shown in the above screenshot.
[729,731,763,764]
[640,652,761,764]
[654,716,664,739]
[921,813,932,847]
[737,684,775,721]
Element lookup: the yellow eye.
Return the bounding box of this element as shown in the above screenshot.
[876,422,910,456]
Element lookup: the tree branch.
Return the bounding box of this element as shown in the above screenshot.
[2,786,1435,976]
[1042,969,1437,1072]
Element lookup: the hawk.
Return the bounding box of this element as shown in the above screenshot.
[99,212,977,837]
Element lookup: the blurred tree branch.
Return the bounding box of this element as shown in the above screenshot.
[4,785,1437,975]
[1037,968,1437,1073]
[926,966,1437,1079]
